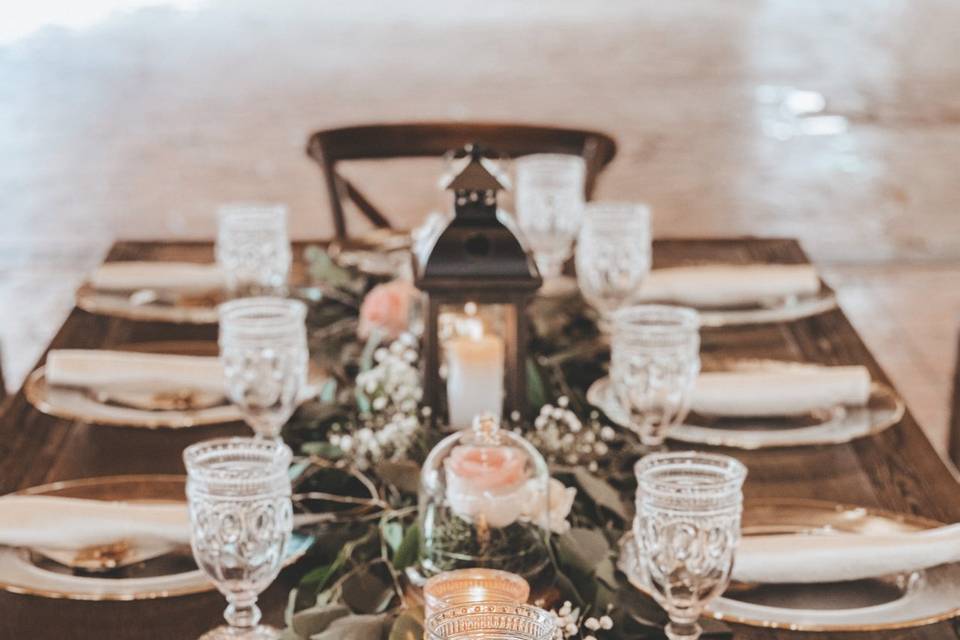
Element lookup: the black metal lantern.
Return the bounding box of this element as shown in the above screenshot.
[414,144,542,430]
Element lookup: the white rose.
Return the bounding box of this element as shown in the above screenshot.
[524,477,576,535]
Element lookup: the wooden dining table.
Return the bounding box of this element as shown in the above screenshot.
[1,238,958,640]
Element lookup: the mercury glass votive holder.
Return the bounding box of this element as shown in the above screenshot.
[425,603,558,640]
[423,568,531,620]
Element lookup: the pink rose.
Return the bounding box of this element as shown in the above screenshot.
[358,279,417,340]
[444,445,531,528]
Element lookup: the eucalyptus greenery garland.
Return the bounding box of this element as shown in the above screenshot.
[278,248,730,640]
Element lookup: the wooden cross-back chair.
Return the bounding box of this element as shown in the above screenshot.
[305,122,617,240]
[948,330,960,469]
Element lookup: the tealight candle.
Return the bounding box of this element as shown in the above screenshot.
[425,603,557,640]
[423,568,530,620]
[445,334,504,429]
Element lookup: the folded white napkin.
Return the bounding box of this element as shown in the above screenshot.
[0,495,189,551]
[635,265,820,308]
[90,262,225,295]
[692,366,871,417]
[46,350,224,393]
[733,523,960,584]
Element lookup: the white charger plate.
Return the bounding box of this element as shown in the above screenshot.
[586,360,904,449]
[618,498,960,632]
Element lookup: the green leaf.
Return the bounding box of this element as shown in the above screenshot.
[304,247,357,291]
[525,357,549,411]
[551,567,587,608]
[556,527,610,573]
[285,588,299,628]
[288,460,313,483]
[359,331,383,373]
[309,613,393,640]
[392,524,419,571]
[387,607,423,640]
[296,529,374,610]
[301,442,345,459]
[595,556,618,589]
[382,521,403,554]
[291,603,350,638]
[340,566,394,614]
[319,378,339,404]
[375,459,421,495]
[300,563,339,593]
[388,609,424,640]
[572,467,629,521]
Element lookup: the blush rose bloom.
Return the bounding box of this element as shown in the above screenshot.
[444,445,530,528]
[358,279,417,340]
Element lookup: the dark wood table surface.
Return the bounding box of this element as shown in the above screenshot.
[1,238,958,640]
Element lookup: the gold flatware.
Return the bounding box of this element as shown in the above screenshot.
[89,387,227,412]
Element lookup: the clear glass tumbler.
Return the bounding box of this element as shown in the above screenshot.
[425,603,558,640]
[576,202,652,328]
[184,437,294,640]
[216,204,292,297]
[610,305,700,448]
[514,154,586,287]
[633,452,746,640]
[219,297,308,439]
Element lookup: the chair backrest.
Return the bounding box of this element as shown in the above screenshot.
[306,122,617,240]
[0,344,6,408]
[949,330,960,469]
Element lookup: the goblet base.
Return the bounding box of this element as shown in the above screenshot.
[665,621,702,640]
[199,624,282,640]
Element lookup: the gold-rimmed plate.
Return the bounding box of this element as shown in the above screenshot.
[587,359,904,449]
[75,283,221,324]
[25,341,324,429]
[0,475,313,601]
[695,290,837,328]
[619,498,960,632]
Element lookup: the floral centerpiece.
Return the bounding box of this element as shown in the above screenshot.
[278,250,731,640]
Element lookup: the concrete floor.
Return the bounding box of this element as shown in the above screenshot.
[1,0,958,450]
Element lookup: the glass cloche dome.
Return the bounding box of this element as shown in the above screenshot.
[417,415,550,581]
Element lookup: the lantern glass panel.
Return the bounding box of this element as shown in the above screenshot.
[438,301,514,430]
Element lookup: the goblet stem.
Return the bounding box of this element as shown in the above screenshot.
[596,312,614,334]
[534,254,564,280]
[665,621,701,640]
[225,597,261,629]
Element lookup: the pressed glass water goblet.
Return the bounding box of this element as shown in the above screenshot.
[514,154,586,293]
[184,437,294,640]
[216,204,292,297]
[610,305,700,448]
[219,297,308,439]
[575,202,652,329]
[633,452,746,640]
[425,603,558,640]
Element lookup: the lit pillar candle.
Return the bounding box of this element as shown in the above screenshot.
[423,568,530,619]
[445,334,504,429]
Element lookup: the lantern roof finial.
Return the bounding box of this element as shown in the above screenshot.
[443,142,506,193]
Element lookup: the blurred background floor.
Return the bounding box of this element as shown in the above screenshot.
[1,0,958,452]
